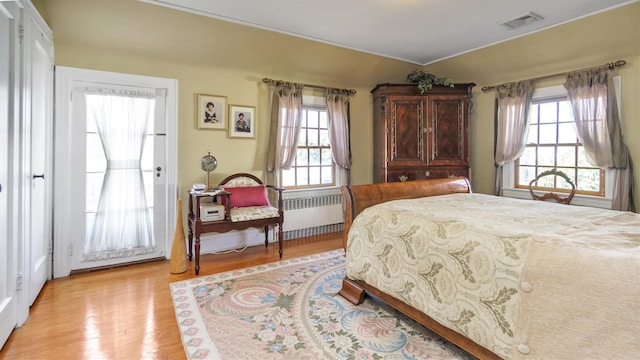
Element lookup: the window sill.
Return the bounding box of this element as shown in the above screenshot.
[502,188,612,209]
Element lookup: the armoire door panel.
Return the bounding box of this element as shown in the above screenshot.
[427,96,468,166]
[390,97,425,167]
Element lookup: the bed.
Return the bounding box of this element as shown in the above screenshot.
[339,177,639,360]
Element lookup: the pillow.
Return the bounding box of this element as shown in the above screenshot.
[223,186,270,208]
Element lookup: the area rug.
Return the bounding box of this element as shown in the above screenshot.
[170,249,473,360]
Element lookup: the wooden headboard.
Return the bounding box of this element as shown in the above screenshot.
[340,177,472,250]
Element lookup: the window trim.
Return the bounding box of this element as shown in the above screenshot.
[502,84,616,209]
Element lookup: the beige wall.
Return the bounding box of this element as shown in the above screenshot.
[425,2,639,208]
[35,0,639,210]
[34,0,418,197]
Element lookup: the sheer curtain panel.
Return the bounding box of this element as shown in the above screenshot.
[266,82,303,186]
[564,69,635,211]
[84,88,156,260]
[326,89,351,185]
[493,81,535,195]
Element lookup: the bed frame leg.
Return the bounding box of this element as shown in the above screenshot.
[339,277,366,305]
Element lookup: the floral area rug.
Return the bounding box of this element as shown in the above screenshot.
[170,249,474,360]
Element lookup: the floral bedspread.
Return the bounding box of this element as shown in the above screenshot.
[345,193,640,359]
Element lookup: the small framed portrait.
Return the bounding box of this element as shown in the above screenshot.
[228,105,256,138]
[197,94,227,130]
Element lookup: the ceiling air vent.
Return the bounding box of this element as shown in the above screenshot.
[501,12,544,29]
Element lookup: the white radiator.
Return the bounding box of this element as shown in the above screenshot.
[282,187,344,240]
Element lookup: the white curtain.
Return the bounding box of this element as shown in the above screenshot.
[84,88,156,261]
[326,89,351,185]
[493,81,535,195]
[266,82,304,186]
[564,69,635,211]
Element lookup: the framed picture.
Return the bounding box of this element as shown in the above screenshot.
[197,94,227,130]
[228,105,256,138]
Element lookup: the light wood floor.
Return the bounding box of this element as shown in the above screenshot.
[0,233,343,359]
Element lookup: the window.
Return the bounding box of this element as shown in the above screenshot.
[281,106,335,188]
[515,97,605,196]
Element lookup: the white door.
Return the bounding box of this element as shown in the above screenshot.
[53,68,177,277]
[27,14,54,305]
[0,2,18,348]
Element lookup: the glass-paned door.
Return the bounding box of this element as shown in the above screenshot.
[54,67,176,277]
[68,85,168,271]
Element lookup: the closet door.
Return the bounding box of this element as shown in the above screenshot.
[24,5,54,305]
[0,2,19,349]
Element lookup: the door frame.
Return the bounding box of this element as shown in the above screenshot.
[53,67,178,278]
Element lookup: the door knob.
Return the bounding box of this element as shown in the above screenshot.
[33,174,45,179]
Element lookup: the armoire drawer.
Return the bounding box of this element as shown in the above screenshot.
[385,168,468,182]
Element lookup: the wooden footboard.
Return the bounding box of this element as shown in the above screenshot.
[339,177,501,360]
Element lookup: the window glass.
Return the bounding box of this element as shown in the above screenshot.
[526,125,538,144]
[321,166,333,184]
[577,147,591,167]
[297,129,307,146]
[538,102,557,123]
[538,124,556,144]
[519,147,536,166]
[297,148,308,166]
[557,123,576,143]
[307,110,319,128]
[319,129,330,146]
[537,147,555,166]
[309,167,320,185]
[296,167,309,186]
[309,148,320,166]
[556,146,576,167]
[577,168,600,192]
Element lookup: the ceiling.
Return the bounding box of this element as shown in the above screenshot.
[142,0,636,65]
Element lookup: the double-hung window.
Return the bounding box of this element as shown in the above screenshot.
[515,96,605,195]
[281,105,335,188]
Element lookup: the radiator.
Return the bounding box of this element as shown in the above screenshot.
[282,187,344,240]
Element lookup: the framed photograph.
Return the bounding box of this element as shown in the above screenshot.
[197,94,227,130]
[228,105,256,138]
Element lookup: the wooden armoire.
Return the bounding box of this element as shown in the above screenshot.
[371,83,475,183]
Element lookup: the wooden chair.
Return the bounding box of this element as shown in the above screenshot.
[528,169,576,204]
[187,173,284,274]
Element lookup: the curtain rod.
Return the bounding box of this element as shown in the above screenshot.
[481,59,627,92]
[262,78,357,95]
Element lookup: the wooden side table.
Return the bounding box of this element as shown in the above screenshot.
[187,190,231,275]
